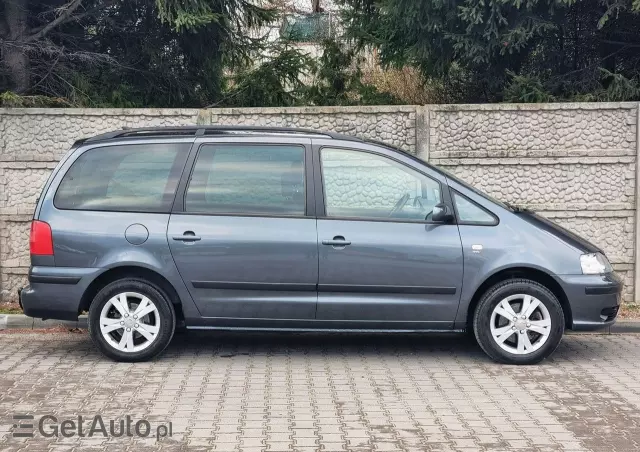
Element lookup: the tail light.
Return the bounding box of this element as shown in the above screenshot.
[30,220,54,255]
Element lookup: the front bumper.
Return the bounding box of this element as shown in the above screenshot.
[20,266,100,321]
[554,272,622,331]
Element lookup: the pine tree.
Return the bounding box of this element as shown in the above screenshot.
[0,0,275,106]
[339,0,640,102]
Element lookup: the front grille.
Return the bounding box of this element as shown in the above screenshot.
[600,306,619,322]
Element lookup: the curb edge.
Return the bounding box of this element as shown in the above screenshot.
[0,314,87,330]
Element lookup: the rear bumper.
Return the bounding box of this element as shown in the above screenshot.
[20,266,100,321]
[554,272,622,331]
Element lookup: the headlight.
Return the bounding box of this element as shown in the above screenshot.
[580,252,612,274]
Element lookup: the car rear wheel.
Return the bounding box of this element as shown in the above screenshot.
[473,279,565,364]
[88,279,175,362]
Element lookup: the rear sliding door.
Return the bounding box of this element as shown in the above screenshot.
[167,137,319,326]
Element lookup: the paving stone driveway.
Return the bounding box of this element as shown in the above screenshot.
[1,331,640,451]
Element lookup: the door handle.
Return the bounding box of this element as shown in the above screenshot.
[172,231,201,242]
[322,236,351,246]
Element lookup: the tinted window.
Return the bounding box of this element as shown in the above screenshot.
[55,144,188,212]
[321,148,441,221]
[453,192,497,224]
[185,144,305,215]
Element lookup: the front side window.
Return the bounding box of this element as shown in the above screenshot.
[185,144,305,216]
[321,148,441,221]
[55,143,188,212]
[453,191,497,225]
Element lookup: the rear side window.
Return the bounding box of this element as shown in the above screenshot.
[184,144,305,216]
[54,143,189,212]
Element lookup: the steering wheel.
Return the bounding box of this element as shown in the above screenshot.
[388,193,410,217]
[413,196,425,210]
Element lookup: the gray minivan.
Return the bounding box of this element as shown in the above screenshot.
[20,126,621,364]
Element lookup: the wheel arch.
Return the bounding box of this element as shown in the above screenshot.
[465,266,572,330]
[79,265,185,324]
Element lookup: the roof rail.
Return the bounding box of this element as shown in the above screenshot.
[84,126,361,143]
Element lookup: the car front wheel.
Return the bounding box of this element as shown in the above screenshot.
[473,279,565,365]
[88,278,176,362]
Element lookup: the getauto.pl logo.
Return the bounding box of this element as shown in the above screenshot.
[12,414,173,441]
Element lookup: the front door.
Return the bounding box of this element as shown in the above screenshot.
[168,138,318,325]
[314,145,463,328]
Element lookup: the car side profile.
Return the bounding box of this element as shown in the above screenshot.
[20,126,621,364]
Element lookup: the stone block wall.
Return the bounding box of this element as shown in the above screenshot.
[426,103,638,303]
[208,106,417,152]
[0,103,638,305]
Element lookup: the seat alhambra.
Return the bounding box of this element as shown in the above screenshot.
[20,126,621,364]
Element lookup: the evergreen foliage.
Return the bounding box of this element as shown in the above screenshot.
[339,0,640,102]
[0,0,275,106]
[4,0,640,106]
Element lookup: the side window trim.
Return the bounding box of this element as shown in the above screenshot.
[450,188,499,226]
[177,142,310,218]
[317,145,447,224]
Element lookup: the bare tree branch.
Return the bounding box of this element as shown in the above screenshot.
[0,38,120,67]
[31,53,61,90]
[30,0,116,35]
[62,1,116,26]
[25,0,84,43]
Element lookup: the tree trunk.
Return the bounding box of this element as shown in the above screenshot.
[2,0,30,93]
[3,46,29,93]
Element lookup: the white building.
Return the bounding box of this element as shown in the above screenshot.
[260,0,342,58]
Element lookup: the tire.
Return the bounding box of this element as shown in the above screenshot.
[88,278,176,362]
[473,278,565,365]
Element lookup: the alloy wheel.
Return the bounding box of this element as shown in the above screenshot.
[99,292,161,353]
[489,294,551,355]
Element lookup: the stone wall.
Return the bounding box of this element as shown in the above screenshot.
[0,103,637,305]
[426,103,638,303]
[208,106,417,152]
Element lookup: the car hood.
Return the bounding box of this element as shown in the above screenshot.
[515,210,601,254]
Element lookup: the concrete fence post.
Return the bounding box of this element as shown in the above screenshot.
[635,103,640,304]
[415,105,430,162]
[197,109,211,125]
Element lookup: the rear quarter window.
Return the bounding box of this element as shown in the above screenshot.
[54,143,189,212]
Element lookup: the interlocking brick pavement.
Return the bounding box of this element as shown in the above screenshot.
[1,331,640,451]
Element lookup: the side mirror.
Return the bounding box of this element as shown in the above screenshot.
[431,202,454,223]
